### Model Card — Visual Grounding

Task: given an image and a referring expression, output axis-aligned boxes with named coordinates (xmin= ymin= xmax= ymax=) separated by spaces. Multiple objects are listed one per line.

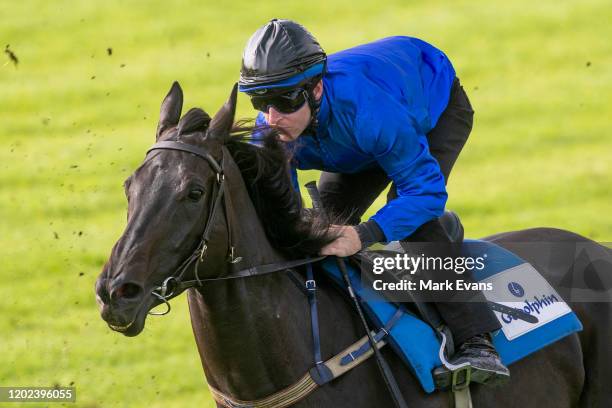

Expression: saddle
xmin=319 ymin=235 xmax=583 ymax=393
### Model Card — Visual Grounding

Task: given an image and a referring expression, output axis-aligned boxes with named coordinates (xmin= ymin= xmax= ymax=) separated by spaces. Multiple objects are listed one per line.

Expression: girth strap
xmin=208 ymin=330 xmax=388 ymax=408
xmin=209 ymin=373 xmax=318 ymax=408
xmin=339 ymin=307 xmax=404 ymax=366
xmin=207 ymin=290 xmax=412 ymax=408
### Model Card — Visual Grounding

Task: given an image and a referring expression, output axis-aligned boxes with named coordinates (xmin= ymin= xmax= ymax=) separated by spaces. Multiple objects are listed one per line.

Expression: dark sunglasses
xmin=249 ymin=88 xmax=308 ymax=114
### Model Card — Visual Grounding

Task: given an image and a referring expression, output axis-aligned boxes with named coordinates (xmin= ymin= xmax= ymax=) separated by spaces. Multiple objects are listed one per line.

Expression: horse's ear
xmin=207 ymin=83 xmax=237 ymax=140
xmin=157 ymin=81 xmax=183 ymax=139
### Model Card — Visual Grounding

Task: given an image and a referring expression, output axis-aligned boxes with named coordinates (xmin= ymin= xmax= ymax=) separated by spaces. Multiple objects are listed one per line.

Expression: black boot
xmin=433 ymin=333 xmax=510 ymax=390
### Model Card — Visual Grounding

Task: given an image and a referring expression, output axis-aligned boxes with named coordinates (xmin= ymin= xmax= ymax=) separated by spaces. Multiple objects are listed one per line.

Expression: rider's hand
xmin=320 ymin=225 xmax=362 ymax=257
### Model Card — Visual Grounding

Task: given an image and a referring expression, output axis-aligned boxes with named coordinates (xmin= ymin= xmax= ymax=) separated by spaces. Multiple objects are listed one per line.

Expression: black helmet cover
xmin=239 ymin=19 xmax=326 ymax=93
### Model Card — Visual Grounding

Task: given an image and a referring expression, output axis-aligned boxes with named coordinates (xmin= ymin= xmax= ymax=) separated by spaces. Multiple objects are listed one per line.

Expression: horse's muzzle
xmin=95 ymin=275 xmax=149 ymax=336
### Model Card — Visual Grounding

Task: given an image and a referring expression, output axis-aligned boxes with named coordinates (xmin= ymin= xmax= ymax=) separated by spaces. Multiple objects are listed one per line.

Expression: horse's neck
xmin=187 ymin=157 xmax=312 ymax=399
xmin=223 ymin=166 xmax=285 ymax=272
xmin=188 ymin=273 xmax=313 ymax=400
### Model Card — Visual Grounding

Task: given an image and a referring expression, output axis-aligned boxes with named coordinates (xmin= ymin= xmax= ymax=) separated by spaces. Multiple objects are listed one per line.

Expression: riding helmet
xmin=238 ymin=19 xmax=327 ymax=92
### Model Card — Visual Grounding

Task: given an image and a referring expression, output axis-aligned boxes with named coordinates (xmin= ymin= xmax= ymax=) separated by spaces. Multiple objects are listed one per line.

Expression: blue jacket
xmin=257 ymin=36 xmax=455 ymax=241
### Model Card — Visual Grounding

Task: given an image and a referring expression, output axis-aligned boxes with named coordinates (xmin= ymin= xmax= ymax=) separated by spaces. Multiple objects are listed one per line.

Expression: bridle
xmin=143 ymin=140 xmax=324 ymax=316
xmin=144 ymin=140 xmax=239 ymax=315
xmin=132 ymin=140 xmax=406 ymax=408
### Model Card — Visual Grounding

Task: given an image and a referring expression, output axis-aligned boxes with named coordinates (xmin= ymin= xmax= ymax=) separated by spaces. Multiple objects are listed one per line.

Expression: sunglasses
xmin=249 ymin=88 xmax=308 ymax=114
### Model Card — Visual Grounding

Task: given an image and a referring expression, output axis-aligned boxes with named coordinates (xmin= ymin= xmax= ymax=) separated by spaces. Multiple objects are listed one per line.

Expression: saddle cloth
xmin=318 ymin=239 xmax=583 ymax=393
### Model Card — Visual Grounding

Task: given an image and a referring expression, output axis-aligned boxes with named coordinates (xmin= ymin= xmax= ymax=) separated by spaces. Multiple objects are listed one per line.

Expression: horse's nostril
xmin=96 ymin=278 xmax=111 ymax=304
xmin=112 ymin=282 xmax=143 ymax=301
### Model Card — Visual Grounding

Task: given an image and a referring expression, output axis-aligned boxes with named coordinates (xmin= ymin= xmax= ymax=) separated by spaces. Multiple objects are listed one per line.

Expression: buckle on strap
xmin=158 ymin=276 xmax=177 ymax=298
xmin=305 ymin=279 xmax=316 ymax=290
xmin=451 ymin=365 xmax=472 ymax=391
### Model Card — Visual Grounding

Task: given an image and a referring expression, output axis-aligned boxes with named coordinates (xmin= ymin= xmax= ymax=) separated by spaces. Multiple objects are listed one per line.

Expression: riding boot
xmin=433 ymin=332 xmax=510 ymax=389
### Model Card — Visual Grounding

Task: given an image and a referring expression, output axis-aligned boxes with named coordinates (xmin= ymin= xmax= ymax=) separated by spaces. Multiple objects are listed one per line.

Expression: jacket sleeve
xmin=354 ymin=98 xmax=447 ymax=242
xmin=251 ymin=112 xmax=267 ymax=146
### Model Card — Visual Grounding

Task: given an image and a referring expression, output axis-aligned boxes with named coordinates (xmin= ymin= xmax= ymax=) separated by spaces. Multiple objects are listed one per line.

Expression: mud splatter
xmin=4 ymin=44 xmax=18 ymax=66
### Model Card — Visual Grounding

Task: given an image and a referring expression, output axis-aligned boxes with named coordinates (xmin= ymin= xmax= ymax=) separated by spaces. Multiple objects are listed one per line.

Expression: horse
xmin=95 ymin=82 xmax=612 ymax=407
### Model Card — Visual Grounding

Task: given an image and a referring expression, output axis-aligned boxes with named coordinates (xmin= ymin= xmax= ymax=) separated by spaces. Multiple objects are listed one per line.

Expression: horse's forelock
xmin=178 ymin=108 xmax=212 ymax=137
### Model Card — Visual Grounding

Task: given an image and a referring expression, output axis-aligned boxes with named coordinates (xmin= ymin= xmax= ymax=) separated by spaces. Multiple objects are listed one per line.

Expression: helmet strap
xmin=304 ymin=88 xmax=320 ymax=134
xmin=303 ymin=66 xmax=325 ymax=135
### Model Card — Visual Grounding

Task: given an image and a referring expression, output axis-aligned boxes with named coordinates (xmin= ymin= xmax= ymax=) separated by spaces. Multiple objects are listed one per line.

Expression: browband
xmin=147 ymin=141 xmax=222 ymax=174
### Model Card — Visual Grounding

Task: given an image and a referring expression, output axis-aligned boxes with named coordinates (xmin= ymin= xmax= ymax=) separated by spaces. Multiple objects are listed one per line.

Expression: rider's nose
xmin=109 ymin=279 xmax=144 ymax=303
xmin=268 ymin=106 xmax=283 ymax=124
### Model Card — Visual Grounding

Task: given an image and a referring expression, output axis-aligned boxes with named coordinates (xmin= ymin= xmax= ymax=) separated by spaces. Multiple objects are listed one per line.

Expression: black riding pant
xmin=318 ymin=78 xmax=500 ymax=344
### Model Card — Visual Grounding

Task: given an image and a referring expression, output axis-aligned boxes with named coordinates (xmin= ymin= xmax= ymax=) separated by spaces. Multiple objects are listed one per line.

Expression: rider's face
xmin=262 ymin=81 xmax=323 ymax=142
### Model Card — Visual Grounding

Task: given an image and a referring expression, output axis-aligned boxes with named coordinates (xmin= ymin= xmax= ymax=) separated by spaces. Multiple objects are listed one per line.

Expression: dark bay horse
xmin=95 ymin=82 xmax=612 ymax=407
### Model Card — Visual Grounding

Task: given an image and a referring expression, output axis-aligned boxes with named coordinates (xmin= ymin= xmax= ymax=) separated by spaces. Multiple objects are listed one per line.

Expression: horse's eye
xmin=187 ymin=188 xmax=204 ymax=202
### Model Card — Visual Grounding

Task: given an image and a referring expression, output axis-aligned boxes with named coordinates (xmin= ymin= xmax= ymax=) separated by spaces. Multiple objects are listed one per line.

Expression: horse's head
xmin=95 ymin=82 xmax=238 ymax=336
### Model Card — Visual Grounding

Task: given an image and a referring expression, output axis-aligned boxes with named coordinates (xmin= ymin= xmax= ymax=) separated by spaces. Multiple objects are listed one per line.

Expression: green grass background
xmin=1 ymin=0 xmax=610 ymax=406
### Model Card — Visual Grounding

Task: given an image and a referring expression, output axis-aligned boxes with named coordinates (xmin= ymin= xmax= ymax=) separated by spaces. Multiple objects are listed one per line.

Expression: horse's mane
xmin=176 ymin=108 xmax=335 ymax=257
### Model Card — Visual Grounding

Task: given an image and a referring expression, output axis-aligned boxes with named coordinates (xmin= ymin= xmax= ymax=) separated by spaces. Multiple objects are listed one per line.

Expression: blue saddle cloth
xmin=319 ymin=239 xmax=583 ymax=393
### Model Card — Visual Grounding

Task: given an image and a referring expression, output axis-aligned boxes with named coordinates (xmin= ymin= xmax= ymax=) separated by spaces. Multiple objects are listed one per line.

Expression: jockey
xmin=238 ymin=18 xmax=510 ymax=388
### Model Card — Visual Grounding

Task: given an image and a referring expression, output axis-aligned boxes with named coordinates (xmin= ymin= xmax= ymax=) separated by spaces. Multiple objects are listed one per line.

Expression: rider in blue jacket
xmin=238 ymin=19 xmax=509 ymax=389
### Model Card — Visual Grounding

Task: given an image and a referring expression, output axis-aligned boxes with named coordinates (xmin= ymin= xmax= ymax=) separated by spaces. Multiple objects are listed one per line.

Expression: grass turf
xmin=1 ymin=0 xmax=610 ymax=406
